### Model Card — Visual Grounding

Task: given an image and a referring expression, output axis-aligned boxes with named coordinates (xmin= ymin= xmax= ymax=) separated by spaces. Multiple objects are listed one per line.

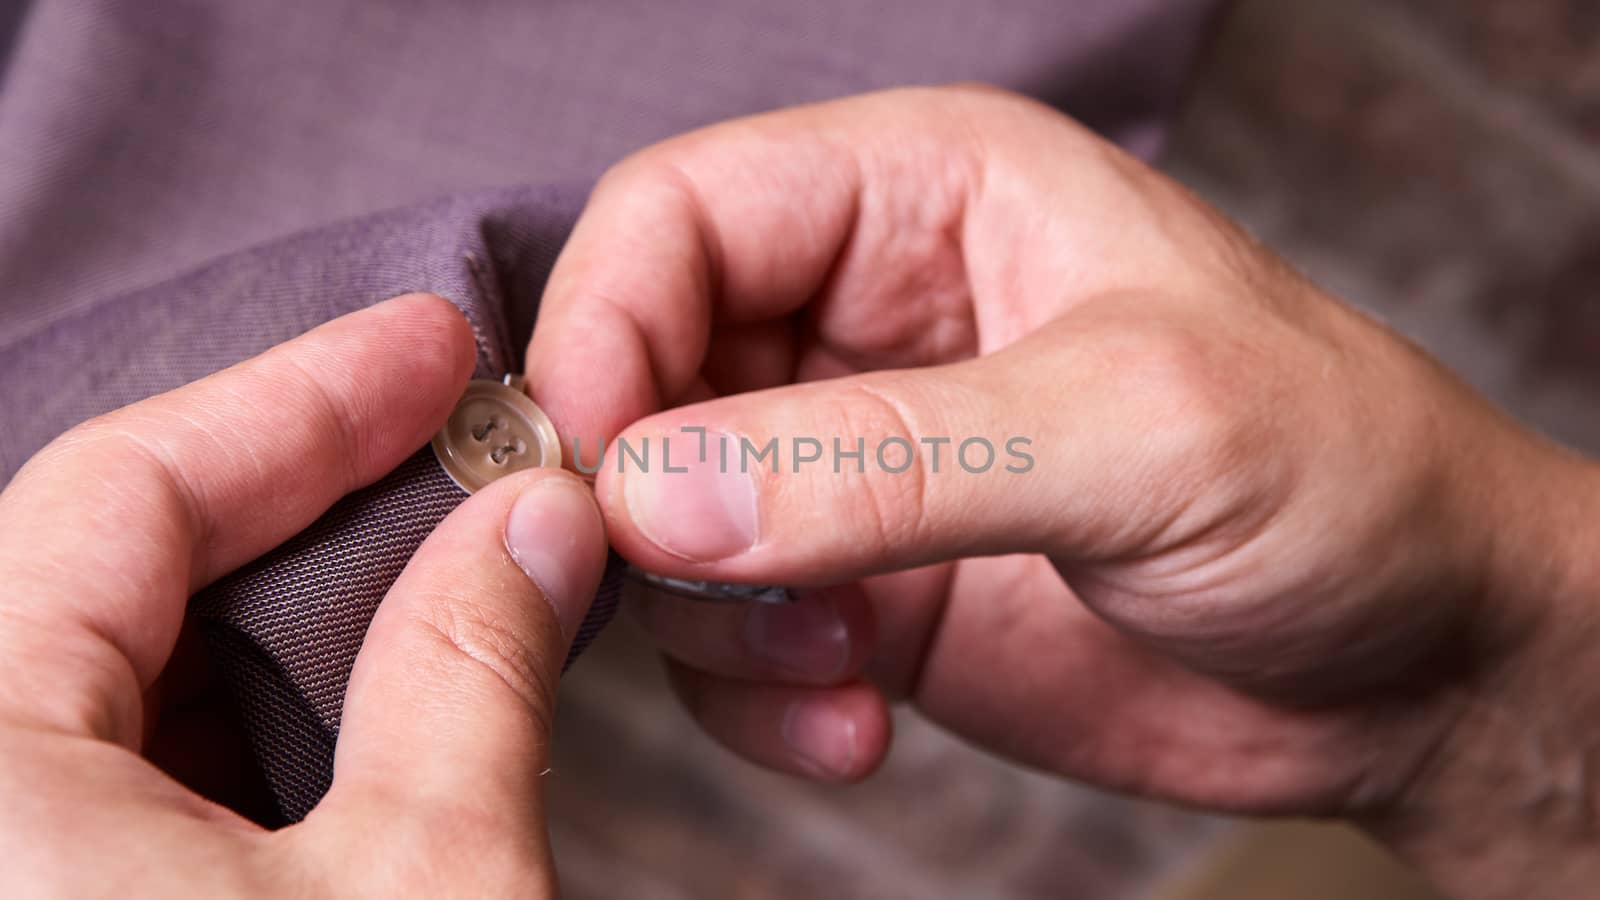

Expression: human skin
xmin=527 ymin=87 xmax=1600 ymax=897
xmin=0 ymin=295 xmax=606 ymax=897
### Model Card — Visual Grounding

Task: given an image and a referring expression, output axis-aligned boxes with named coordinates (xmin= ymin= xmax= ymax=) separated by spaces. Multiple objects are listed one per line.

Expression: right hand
xmin=529 ymin=87 xmax=1600 ymax=898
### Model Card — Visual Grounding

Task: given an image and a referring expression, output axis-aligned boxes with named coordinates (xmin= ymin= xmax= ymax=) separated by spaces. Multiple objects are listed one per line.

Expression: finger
xmin=593 ymin=356 xmax=1034 ymax=583
xmin=700 ymin=320 xmax=797 ymax=397
xmin=665 ymin=662 xmax=891 ymax=783
xmin=912 ymin=556 xmax=1393 ymax=814
xmin=526 ymin=88 xmax=987 ymax=453
xmin=855 ymin=565 xmax=955 ymax=699
xmin=583 ymin=307 xmax=1088 ymax=585
xmin=632 ymin=584 xmax=874 ymax=685
xmin=324 ymin=468 xmax=607 ymax=829
xmin=0 ymin=293 xmax=475 ymax=743
xmin=596 ymin=302 xmax=1241 ymax=586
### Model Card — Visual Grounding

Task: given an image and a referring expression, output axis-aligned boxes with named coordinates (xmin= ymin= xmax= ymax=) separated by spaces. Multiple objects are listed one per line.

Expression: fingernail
xmin=781 ymin=697 xmax=858 ymax=780
xmin=622 ymin=428 xmax=757 ymax=561
xmin=505 ymin=479 xmax=600 ymax=639
xmin=744 ymin=597 xmax=851 ymax=681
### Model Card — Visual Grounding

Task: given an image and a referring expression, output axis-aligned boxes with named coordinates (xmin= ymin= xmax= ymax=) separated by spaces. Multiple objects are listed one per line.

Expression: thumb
xmin=594 ymin=327 xmax=1129 ymax=586
xmin=318 ymin=467 xmax=608 ymax=828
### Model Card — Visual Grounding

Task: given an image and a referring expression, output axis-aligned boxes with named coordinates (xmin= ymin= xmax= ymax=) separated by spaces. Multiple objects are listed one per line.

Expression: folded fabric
xmin=193 ymin=449 xmax=625 ymax=822
xmin=5 ymin=185 xmax=604 ymax=820
xmin=0 ymin=0 xmax=1221 ymax=825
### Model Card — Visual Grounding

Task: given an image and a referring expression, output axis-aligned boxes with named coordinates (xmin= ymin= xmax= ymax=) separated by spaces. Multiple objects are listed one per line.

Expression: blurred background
xmin=546 ymin=0 xmax=1598 ymax=897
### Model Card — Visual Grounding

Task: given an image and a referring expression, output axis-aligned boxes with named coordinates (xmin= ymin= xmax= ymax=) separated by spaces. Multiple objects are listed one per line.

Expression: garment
xmin=0 ymin=0 xmax=1220 ymax=822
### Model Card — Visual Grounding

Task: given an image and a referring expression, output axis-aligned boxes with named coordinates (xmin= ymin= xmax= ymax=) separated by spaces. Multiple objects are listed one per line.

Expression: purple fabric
xmin=0 ymin=0 xmax=1218 ymax=352
xmin=193 ymin=447 xmax=624 ymax=821
xmin=0 ymin=0 xmax=1220 ymax=821
xmin=5 ymin=183 xmax=613 ymax=822
xmin=2 ymin=185 xmax=582 ymax=467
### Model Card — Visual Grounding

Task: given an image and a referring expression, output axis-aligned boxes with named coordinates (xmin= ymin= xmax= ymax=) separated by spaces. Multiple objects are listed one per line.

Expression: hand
xmin=0 ymin=295 xmax=609 ymax=896
xmin=527 ymin=87 xmax=1600 ymax=896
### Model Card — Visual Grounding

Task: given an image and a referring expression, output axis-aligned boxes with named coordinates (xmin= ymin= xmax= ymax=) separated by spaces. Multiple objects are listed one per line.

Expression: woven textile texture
xmin=193 ymin=449 xmax=623 ymax=821
xmin=0 ymin=0 xmax=1220 ymax=829
xmin=3 ymin=183 xmax=593 ymax=822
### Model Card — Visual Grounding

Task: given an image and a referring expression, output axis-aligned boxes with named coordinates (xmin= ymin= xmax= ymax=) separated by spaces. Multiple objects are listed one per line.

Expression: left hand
xmin=0 ymin=294 xmax=608 ymax=897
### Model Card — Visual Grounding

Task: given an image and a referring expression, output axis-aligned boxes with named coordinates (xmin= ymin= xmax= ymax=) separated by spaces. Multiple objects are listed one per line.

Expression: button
xmin=431 ymin=375 xmax=562 ymax=493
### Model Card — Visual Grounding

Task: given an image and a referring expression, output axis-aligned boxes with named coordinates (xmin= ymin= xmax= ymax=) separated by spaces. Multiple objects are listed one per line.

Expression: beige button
xmin=431 ymin=375 xmax=562 ymax=493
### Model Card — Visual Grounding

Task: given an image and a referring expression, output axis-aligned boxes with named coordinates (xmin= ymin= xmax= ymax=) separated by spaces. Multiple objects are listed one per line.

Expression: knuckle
xmin=409 ymin=594 xmax=558 ymax=736
xmin=827 ymin=383 xmax=934 ymax=556
xmin=0 ymin=626 xmax=143 ymax=744
xmin=45 ymin=413 xmax=208 ymax=537
xmin=1080 ymin=313 xmax=1294 ymax=558
xmin=594 ymin=145 xmax=689 ymax=208
xmin=1106 ymin=320 xmax=1254 ymax=474
xmin=273 ymin=350 xmax=370 ymax=487
xmin=41 ymin=411 xmax=141 ymax=468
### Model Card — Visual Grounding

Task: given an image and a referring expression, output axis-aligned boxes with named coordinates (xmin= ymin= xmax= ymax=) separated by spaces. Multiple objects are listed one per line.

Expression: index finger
xmin=526 ymin=87 xmax=991 ymax=455
xmin=0 ymin=294 xmax=476 ymax=744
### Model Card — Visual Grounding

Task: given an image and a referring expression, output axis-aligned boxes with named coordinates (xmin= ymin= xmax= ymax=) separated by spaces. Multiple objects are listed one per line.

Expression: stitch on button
xmin=432 ymin=375 xmax=795 ymax=605
xmin=431 ymin=375 xmax=562 ymax=493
